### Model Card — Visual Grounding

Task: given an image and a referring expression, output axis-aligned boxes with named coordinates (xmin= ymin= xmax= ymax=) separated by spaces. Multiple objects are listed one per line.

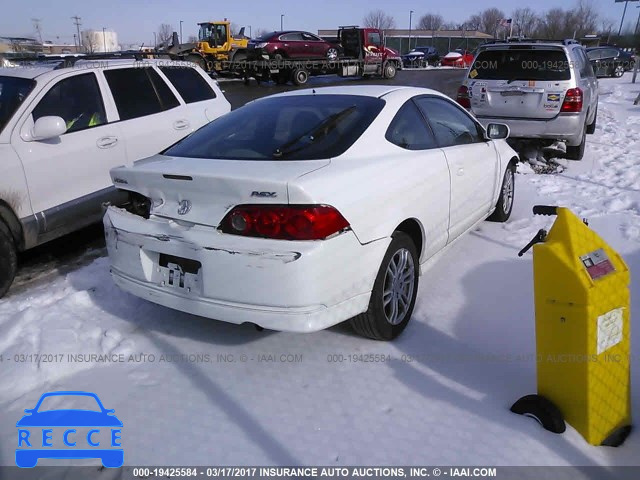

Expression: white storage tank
xmin=81 ymin=30 xmax=118 ymax=52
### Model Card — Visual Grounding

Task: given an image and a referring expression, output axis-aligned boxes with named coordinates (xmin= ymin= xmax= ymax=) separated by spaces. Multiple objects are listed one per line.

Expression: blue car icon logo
xmin=16 ymin=391 xmax=123 ymax=468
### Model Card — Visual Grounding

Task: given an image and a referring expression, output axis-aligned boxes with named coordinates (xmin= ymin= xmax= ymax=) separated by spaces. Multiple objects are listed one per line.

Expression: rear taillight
xmin=561 ymin=87 xmax=583 ymax=113
xmin=457 ymin=85 xmax=471 ymax=108
xmin=219 ymin=205 xmax=350 ymax=240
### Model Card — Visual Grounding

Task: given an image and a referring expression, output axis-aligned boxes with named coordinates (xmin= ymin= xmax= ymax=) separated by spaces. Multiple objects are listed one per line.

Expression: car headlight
xmin=255 ymin=42 xmax=268 ymax=48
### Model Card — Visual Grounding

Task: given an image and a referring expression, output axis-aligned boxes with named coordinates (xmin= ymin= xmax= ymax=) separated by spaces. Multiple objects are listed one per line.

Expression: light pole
xmin=153 ymin=32 xmax=157 ymax=49
xmin=180 ymin=20 xmax=184 ymax=43
xmin=409 ymin=10 xmax=414 ymax=52
xmin=635 ymin=5 xmax=640 ymax=35
xmin=616 ymin=0 xmax=640 ymax=36
xmin=281 ymin=14 xmax=284 ymax=31
xmin=102 ymin=27 xmax=107 ymax=52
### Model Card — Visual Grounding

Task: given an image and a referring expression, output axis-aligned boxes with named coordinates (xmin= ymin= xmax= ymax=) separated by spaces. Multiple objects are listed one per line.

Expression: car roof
xmin=263 ymin=85 xmax=447 ymax=101
xmin=0 ymin=58 xmax=192 ymax=80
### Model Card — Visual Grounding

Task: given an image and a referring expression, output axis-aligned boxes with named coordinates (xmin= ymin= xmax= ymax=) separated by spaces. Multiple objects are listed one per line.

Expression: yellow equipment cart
xmin=512 ymin=205 xmax=632 ymax=447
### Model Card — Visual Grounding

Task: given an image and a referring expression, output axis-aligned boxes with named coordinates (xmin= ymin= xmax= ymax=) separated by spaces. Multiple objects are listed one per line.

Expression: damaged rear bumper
xmin=103 ymin=206 xmax=388 ymax=332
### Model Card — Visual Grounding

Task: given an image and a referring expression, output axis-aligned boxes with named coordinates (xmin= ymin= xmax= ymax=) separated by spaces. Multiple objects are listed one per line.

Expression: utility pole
xmin=32 ymin=18 xmax=43 ymax=43
xmin=409 ymin=10 xmax=414 ymax=52
xmin=281 ymin=14 xmax=284 ymax=31
xmin=71 ymin=16 xmax=82 ymax=49
xmin=153 ymin=32 xmax=157 ymax=49
xmin=102 ymin=27 xmax=107 ymax=52
xmin=180 ymin=20 xmax=184 ymax=43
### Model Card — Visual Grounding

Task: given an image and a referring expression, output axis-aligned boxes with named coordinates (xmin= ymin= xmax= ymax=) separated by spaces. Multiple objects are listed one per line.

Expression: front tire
xmin=326 ymin=47 xmax=339 ymax=61
xmin=0 ymin=220 xmax=17 ymax=298
xmin=488 ymin=164 xmax=515 ymax=222
xmin=612 ymin=65 xmax=624 ymax=78
xmin=383 ymin=61 xmax=397 ymax=79
xmin=350 ymin=232 xmax=419 ymax=340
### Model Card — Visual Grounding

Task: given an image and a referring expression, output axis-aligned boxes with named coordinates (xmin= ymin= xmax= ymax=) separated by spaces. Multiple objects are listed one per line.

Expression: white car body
xmin=104 ymin=85 xmax=518 ymax=335
xmin=0 ymin=58 xmax=229 ymax=255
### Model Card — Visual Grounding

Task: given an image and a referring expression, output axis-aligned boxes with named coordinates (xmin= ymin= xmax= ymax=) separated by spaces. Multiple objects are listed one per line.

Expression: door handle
xmin=97 ymin=136 xmax=118 ymax=148
xmin=457 ymin=167 xmax=465 ymax=176
xmin=173 ymin=119 xmax=190 ymax=130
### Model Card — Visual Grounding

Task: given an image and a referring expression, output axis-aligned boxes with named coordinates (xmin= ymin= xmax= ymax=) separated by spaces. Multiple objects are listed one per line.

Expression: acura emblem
xmin=177 ymin=199 xmax=192 ymax=215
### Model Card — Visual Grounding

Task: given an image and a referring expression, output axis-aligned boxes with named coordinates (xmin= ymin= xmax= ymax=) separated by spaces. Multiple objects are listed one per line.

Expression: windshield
xmin=36 ymin=394 xmax=102 ymax=412
xmin=164 ymin=94 xmax=385 ymax=160
xmin=472 ymin=49 xmax=572 ymax=81
xmin=255 ymin=32 xmax=277 ymax=41
xmin=0 ymin=76 xmax=36 ymax=134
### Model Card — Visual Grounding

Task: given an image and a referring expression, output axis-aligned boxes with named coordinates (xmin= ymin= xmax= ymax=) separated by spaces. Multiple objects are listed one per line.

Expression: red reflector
xmin=220 ymin=205 xmax=350 ymax=240
xmin=561 ymin=87 xmax=583 ymax=113
xmin=457 ymin=85 xmax=471 ymax=108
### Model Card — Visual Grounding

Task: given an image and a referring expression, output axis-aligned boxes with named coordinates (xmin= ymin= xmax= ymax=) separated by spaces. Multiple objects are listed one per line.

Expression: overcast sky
xmin=0 ymin=0 xmax=633 ymax=45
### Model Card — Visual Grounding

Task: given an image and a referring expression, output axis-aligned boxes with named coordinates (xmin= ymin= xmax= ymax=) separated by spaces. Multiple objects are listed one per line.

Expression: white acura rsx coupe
xmin=103 ymin=85 xmax=518 ymax=340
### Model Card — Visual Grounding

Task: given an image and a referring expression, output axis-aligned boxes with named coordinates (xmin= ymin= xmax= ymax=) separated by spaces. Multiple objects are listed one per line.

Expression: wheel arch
xmin=0 ymin=201 xmax=25 ymax=251
xmin=393 ymin=218 xmax=424 ymax=263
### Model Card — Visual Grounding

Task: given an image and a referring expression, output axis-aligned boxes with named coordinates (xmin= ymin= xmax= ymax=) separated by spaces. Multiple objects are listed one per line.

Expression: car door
xmin=11 ymin=71 xmax=127 ymax=229
xmin=102 ymin=66 xmax=190 ymax=163
xmin=280 ymin=32 xmax=304 ymax=58
xmin=587 ymin=49 xmax=603 ymax=76
xmin=157 ymin=66 xmax=229 ymax=130
xmin=574 ymin=48 xmax=598 ymax=116
xmin=415 ymin=96 xmax=499 ymax=240
xmin=384 ymin=100 xmax=451 ymax=260
xmin=302 ymin=32 xmax=325 ymax=57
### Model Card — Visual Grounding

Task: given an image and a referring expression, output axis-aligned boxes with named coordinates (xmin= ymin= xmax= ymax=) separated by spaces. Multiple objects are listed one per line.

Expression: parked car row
xmin=1 ymin=56 xmax=518 ymax=341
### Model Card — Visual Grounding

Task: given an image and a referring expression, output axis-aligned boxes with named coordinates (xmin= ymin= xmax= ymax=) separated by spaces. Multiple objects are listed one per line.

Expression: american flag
xmin=498 ymin=18 xmax=512 ymax=28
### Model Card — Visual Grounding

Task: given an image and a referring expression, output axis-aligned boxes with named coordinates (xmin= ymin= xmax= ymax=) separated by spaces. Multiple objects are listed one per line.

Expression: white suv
xmin=0 ymin=57 xmax=230 ymax=297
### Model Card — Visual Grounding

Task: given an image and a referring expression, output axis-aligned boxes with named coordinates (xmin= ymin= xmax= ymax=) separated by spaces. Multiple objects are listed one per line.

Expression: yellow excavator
xmin=164 ymin=20 xmax=249 ymax=73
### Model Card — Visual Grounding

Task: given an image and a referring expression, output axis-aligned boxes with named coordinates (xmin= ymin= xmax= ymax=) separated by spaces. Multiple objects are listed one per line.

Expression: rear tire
xmin=0 ymin=220 xmax=17 ymax=299
xmin=349 ymin=232 xmax=419 ymax=341
xmin=488 ymin=164 xmax=515 ymax=222
xmin=565 ymin=124 xmax=587 ymax=160
xmin=586 ymin=107 xmax=597 ymax=134
xmin=326 ymin=47 xmax=339 ymax=61
xmin=291 ymin=68 xmax=309 ymax=86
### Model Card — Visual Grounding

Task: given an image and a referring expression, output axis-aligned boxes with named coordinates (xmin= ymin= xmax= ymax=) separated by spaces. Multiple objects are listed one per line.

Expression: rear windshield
xmin=164 ymin=94 xmax=385 ymax=160
xmin=472 ymin=48 xmax=572 ymax=81
xmin=0 ymin=76 xmax=36 ymax=134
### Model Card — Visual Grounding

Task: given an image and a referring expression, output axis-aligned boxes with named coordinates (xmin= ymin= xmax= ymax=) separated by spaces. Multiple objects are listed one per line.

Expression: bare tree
xmin=538 ymin=8 xmax=566 ymax=39
xmin=157 ymin=23 xmax=174 ymax=46
xmin=418 ymin=14 xmax=444 ymax=31
xmin=512 ymin=7 xmax=539 ymax=37
xmin=568 ymin=0 xmax=599 ymax=38
xmin=84 ymin=34 xmax=99 ymax=53
xmin=464 ymin=14 xmax=483 ymax=31
xmin=480 ymin=8 xmax=506 ymax=38
xmin=363 ymin=10 xmax=396 ymax=30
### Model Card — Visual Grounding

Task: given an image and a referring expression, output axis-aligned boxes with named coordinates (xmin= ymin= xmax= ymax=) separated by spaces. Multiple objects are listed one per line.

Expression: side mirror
xmin=486 ymin=123 xmax=510 ymax=140
xmin=32 ymin=116 xmax=66 ymax=141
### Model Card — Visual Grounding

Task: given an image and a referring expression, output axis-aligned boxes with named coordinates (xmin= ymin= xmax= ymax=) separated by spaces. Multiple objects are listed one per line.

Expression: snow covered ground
xmin=0 ymin=75 xmax=639 ymax=468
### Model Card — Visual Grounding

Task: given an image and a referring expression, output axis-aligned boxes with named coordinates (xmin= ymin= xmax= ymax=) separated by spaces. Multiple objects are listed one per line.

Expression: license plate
xmin=501 ymin=90 xmax=525 ymax=96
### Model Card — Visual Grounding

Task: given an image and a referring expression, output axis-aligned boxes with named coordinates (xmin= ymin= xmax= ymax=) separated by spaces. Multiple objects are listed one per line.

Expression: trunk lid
xmin=468 ymin=47 xmax=572 ymax=120
xmin=111 ymin=154 xmax=330 ymax=227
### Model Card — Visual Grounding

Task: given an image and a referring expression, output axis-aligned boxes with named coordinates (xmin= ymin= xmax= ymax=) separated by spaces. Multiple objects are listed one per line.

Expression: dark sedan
xmin=402 ymin=46 xmax=440 ymax=68
xmin=247 ymin=31 xmax=339 ymax=60
xmin=587 ymin=47 xmax=635 ymax=78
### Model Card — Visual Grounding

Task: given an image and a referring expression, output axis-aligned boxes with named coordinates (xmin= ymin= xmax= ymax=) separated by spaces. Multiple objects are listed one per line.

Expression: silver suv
xmin=457 ymin=39 xmax=598 ymax=160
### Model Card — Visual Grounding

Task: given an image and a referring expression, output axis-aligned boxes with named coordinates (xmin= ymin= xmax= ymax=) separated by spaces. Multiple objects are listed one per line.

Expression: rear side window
xmin=385 ymin=101 xmax=437 ymax=150
xmin=280 ymin=33 xmax=304 ymax=41
xmin=472 ymin=48 xmax=572 ymax=81
xmin=415 ymin=97 xmax=483 ymax=147
xmin=159 ymin=67 xmax=216 ymax=103
xmin=32 ymin=73 xmax=106 ymax=133
xmin=104 ymin=67 xmax=179 ymax=121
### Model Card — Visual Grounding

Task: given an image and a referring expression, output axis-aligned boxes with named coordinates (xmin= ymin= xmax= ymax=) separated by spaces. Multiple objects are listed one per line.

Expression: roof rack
xmin=483 ymin=38 xmax=580 ymax=46
xmin=6 ymin=51 xmax=174 ymax=69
